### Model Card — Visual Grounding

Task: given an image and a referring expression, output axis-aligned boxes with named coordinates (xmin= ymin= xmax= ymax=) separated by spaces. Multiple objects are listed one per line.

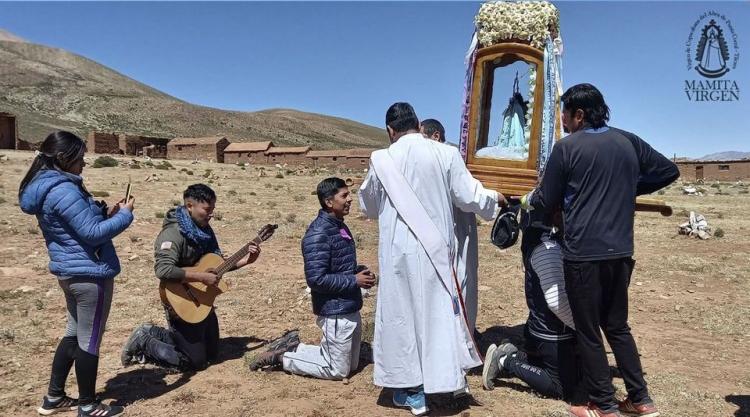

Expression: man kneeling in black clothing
xmin=121 ymin=184 xmax=263 ymax=371
xmin=482 ymin=209 xmax=581 ymax=402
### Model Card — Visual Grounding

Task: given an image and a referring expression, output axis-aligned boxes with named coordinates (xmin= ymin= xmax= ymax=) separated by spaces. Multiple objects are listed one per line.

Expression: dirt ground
xmin=0 ymin=150 xmax=748 ymax=417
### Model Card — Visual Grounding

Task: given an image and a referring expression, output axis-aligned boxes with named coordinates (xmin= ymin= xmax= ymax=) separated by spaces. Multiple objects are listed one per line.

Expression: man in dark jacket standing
xmin=249 ymin=177 xmax=374 ymax=378
xmin=525 ymin=84 xmax=678 ymax=417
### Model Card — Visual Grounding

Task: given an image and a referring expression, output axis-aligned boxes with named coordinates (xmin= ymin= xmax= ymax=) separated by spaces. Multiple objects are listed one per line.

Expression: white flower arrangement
xmin=525 ymin=66 xmax=537 ymax=140
xmin=475 ymin=1 xmax=559 ymax=50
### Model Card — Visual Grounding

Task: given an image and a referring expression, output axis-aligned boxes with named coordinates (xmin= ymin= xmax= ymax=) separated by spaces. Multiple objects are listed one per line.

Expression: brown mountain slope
xmin=0 ymin=36 xmax=387 ymax=149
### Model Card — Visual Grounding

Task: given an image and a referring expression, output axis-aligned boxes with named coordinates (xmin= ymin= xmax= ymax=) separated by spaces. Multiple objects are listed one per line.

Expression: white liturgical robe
xmin=359 ymin=133 xmax=498 ymax=394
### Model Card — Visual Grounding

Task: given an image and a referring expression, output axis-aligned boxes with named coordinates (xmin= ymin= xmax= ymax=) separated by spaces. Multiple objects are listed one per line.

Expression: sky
xmin=0 ymin=1 xmax=748 ymax=158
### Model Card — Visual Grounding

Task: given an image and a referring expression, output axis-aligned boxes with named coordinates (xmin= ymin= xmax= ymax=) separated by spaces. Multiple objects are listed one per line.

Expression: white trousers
xmin=282 ymin=311 xmax=362 ymax=380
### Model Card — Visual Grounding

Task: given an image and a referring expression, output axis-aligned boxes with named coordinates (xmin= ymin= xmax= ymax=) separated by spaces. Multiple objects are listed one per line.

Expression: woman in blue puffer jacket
xmin=19 ymin=131 xmax=134 ymax=417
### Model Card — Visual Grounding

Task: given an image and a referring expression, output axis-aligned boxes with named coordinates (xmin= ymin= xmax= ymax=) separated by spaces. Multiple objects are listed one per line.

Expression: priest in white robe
xmin=359 ymin=103 xmax=503 ymax=414
xmin=420 ymin=119 xmax=480 ymax=332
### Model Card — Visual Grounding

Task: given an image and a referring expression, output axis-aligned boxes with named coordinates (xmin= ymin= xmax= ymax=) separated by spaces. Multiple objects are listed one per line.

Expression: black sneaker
xmin=37 ymin=395 xmax=78 ymax=415
xmin=78 ymin=402 xmax=124 ymax=417
xmin=265 ymin=329 xmax=299 ymax=352
xmin=121 ymin=324 xmax=151 ymax=367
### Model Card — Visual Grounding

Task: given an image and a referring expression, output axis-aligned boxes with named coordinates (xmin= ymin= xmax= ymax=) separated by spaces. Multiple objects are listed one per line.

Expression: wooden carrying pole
xmin=635 ymin=197 xmax=672 ymax=216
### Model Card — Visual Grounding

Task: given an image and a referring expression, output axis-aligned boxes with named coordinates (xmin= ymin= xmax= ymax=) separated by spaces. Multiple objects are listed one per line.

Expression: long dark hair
xmin=560 ymin=83 xmax=610 ymax=129
xmin=18 ymin=131 xmax=87 ymax=199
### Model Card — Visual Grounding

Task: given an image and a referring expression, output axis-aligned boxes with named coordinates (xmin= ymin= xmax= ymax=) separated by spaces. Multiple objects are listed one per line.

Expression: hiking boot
xmin=482 ymin=342 xmax=518 ymax=390
xmin=37 ymin=395 xmax=78 ymax=415
xmin=120 ymin=324 xmax=151 ymax=367
xmin=569 ymin=403 xmax=623 ymax=417
xmin=248 ymin=338 xmax=300 ymax=370
xmin=265 ymin=329 xmax=300 ymax=352
xmin=618 ymin=399 xmax=660 ymax=417
xmin=78 ymin=402 xmax=124 ymax=417
xmin=248 ymin=348 xmax=286 ymax=370
xmin=392 ymin=387 xmax=428 ymax=416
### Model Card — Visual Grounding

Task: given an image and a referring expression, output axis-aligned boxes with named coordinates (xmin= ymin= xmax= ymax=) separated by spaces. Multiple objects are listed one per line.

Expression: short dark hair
xmin=316 ymin=177 xmax=347 ymax=209
xmin=386 ymin=102 xmax=419 ymax=133
xmin=183 ymin=183 xmax=216 ymax=203
xmin=421 ymin=119 xmax=445 ymax=142
xmin=561 ymin=83 xmax=610 ymax=129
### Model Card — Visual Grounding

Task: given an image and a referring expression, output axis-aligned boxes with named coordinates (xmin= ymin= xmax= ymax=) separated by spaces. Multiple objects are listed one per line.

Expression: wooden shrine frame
xmin=465 ymin=42 xmax=548 ymax=196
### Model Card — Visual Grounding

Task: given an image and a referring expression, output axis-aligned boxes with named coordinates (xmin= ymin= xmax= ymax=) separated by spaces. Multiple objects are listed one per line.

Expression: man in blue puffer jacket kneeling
xmin=250 ymin=177 xmax=375 ymax=379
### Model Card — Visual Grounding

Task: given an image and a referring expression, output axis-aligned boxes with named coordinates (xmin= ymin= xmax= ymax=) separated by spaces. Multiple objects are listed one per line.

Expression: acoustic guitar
xmin=159 ymin=224 xmax=278 ymax=323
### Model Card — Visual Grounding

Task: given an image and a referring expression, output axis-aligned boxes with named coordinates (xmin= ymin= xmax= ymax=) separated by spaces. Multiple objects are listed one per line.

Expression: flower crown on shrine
xmin=475 ymin=1 xmax=560 ymax=50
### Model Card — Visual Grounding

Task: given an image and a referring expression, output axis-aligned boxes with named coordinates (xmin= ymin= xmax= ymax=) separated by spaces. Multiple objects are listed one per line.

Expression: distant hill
xmin=697 ymin=151 xmax=750 ymax=161
xmin=0 ymin=31 xmax=387 ymax=149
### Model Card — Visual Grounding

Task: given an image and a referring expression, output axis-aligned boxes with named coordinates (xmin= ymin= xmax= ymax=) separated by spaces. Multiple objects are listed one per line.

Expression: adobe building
xmin=224 ymin=141 xmax=274 ymax=164
xmin=87 ymin=132 xmax=122 ymax=154
xmin=0 ymin=112 xmax=18 ymax=150
xmin=306 ymin=150 xmax=350 ymax=168
xmin=119 ymin=135 xmax=170 ymax=158
xmin=265 ymin=146 xmax=311 ymax=165
xmin=676 ymin=159 xmax=750 ymax=181
xmin=168 ymin=136 xmax=230 ymax=162
xmin=16 ymin=138 xmax=40 ymax=151
xmin=345 ymin=148 xmax=374 ymax=169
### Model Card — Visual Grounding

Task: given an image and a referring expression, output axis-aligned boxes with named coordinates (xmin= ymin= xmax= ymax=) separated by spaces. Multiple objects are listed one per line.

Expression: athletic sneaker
xmin=618 ymin=399 xmax=660 ymax=417
xmin=77 ymin=402 xmax=124 ymax=417
xmin=568 ymin=404 xmax=623 ymax=417
xmin=392 ymin=387 xmax=428 ymax=416
xmin=37 ymin=395 xmax=78 ymax=415
xmin=481 ymin=342 xmax=518 ymax=390
xmin=120 ymin=324 xmax=151 ymax=367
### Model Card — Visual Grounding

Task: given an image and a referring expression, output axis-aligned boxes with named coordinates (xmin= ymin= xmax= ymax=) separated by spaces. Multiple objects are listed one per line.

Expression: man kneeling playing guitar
xmin=121 ymin=184 xmax=261 ymax=371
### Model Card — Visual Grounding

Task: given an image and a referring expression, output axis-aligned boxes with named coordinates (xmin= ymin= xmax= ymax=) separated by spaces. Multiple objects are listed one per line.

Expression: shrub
xmin=710 ymin=183 xmax=721 ymax=189
xmin=92 ymin=156 xmax=118 ymax=168
xmin=144 ymin=160 xmax=154 ymax=167
xmin=275 ymin=173 xmax=284 ymax=179
xmin=155 ymin=211 xmax=165 ymax=219
xmin=714 ymin=227 xmax=725 ymax=238
xmin=739 ymin=189 xmax=749 ymax=194
xmin=213 ymin=211 xmax=223 ymax=221
xmin=203 ymin=169 xmax=213 ymax=178
xmin=0 ymin=197 xmax=6 ymax=204
xmin=171 ymin=199 xmax=181 ymax=206
xmin=293 ymin=194 xmax=305 ymax=202
xmin=657 ymin=190 xmax=665 ymax=195
xmin=228 ymin=190 xmax=238 ymax=196
xmin=285 ymin=213 xmax=296 ymax=223
xmin=27 ymin=227 xmax=39 ymax=235
xmin=265 ymin=183 xmax=273 ymax=188
xmin=249 ymin=191 xmax=257 ymax=196
xmin=130 ymin=163 xmax=142 ymax=169
xmin=91 ymin=190 xmax=110 ymax=197
xmin=242 ymin=214 xmax=254 ymax=221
